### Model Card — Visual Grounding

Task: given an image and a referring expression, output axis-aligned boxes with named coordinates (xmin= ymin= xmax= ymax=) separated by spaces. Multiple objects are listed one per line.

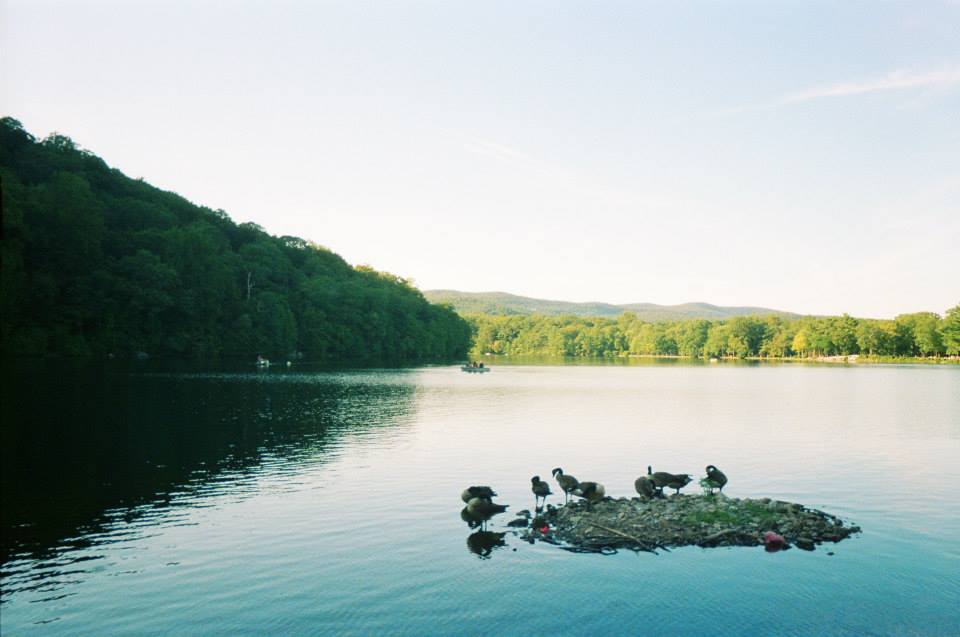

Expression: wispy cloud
xmin=781 ymin=66 xmax=960 ymax=104
xmin=713 ymin=65 xmax=960 ymax=116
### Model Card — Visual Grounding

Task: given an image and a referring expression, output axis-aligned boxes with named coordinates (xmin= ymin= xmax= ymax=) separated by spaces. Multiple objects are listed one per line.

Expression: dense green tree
xmin=830 ymin=314 xmax=859 ymax=355
xmin=903 ymin=312 xmax=945 ymax=356
xmin=704 ymin=323 xmax=730 ymax=358
xmin=943 ymin=304 xmax=960 ymax=356
xmin=673 ymin=319 xmax=709 ymax=357
xmin=0 ymin=118 xmax=470 ymax=361
xmin=855 ymin=321 xmax=884 ymax=356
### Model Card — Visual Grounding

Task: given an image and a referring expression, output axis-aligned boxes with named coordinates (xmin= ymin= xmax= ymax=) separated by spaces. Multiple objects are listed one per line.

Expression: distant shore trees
xmin=466 ymin=306 xmax=960 ymax=359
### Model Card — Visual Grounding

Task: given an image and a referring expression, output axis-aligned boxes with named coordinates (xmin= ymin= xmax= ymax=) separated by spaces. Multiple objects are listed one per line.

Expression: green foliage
xmin=944 ymin=305 xmax=960 ymax=356
xmin=0 ymin=118 xmax=471 ymax=361
xmin=467 ymin=308 xmax=955 ymax=360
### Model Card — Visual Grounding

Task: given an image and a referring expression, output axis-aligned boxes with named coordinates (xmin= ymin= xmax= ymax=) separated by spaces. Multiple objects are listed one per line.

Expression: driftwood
xmin=697 ymin=528 xmax=745 ymax=547
xmin=587 ymin=523 xmax=672 ymax=553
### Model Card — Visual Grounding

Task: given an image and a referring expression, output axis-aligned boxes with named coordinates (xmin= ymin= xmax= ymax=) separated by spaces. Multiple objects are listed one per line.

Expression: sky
xmin=1 ymin=1 xmax=958 ymax=318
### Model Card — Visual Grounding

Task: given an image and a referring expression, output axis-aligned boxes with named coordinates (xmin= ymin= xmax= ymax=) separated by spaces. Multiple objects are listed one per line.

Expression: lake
xmin=2 ymin=359 xmax=959 ymax=635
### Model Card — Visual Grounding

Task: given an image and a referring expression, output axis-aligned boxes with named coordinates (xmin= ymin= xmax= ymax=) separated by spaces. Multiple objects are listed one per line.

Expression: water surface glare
xmin=2 ymin=361 xmax=959 ymax=635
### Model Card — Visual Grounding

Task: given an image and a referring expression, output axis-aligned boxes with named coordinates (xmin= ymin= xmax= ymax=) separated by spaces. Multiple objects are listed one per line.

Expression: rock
xmin=516 ymin=509 xmax=531 ymax=519
xmin=795 ymin=537 xmax=816 ymax=551
xmin=507 ymin=518 xmax=529 ymax=528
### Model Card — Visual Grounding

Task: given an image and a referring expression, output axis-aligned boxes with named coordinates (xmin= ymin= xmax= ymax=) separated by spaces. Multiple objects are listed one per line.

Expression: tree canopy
xmin=0 ymin=117 xmax=471 ymax=361
xmin=466 ymin=307 xmax=959 ymax=359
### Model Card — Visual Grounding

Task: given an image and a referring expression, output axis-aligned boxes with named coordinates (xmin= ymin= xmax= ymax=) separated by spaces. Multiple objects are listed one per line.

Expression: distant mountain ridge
xmin=423 ymin=290 xmax=799 ymax=321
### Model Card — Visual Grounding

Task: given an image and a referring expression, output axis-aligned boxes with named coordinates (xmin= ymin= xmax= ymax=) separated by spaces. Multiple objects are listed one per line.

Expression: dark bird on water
xmin=704 ymin=465 xmax=728 ymax=493
xmin=647 ymin=465 xmax=692 ymax=496
xmin=461 ymin=486 xmax=497 ymax=503
xmin=531 ymin=475 xmax=552 ymax=510
xmin=574 ymin=481 xmax=606 ymax=504
xmin=552 ymin=467 xmax=580 ymax=503
xmin=634 ymin=475 xmax=656 ymax=499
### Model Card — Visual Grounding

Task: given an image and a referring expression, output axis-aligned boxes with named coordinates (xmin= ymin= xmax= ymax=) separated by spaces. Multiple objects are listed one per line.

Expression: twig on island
xmin=588 ymin=524 xmax=665 ymax=554
xmin=697 ymin=528 xmax=741 ymax=547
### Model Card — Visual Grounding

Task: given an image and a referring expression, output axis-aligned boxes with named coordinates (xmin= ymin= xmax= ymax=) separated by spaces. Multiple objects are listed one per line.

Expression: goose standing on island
xmin=552 ymin=467 xmax=580 ymax=504
xmin=704 ymin=465 xmax=728 ymax=493
xmin=531 ymin=475 xmax=552 ymax=511
xmin=665 ymin=474 xmax=692 ymax=495
xmin=634 ymin=474 xmax=656 ymax=499
xmin=574 ymin=481 xmax=606 ymax=506
xmin=647 ymin=465 xmax=691 ymax=496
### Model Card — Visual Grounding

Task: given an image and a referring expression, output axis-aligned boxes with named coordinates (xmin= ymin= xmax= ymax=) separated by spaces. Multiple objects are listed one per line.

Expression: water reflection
xmin=1 ymin=359 xmax=418 ymax=599
xmin=466 ymin=530 xmax=506 ymax=558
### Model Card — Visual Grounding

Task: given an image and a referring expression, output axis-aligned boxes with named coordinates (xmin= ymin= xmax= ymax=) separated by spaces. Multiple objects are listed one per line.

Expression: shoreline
xmin=472 ymin=353 xmax=960 ymax=366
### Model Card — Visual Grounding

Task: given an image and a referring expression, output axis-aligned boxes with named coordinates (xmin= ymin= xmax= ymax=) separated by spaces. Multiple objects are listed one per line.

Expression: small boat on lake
xmin=256 ymin=355 xmax=270 ymax=368
xmin=461 ymin=364 xmax=490 ymax=373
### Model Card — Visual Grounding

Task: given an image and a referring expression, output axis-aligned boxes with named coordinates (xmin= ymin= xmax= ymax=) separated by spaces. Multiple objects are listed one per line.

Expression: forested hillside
xmin=424 ymin=289 xmax=796 ymax=320
xmin=468 ymin=309 xmax=960 ymax=359
xmin=0 ymin=117 xmax=471 ymax=361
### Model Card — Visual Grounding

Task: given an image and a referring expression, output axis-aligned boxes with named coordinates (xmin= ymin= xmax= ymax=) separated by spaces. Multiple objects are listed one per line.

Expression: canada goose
xmin=461 ymin=506 xmax=486 ymax=529
xmin=531 ymin=475 xmax=552 ymax=510
xmin=552 ymin=467 xmax=580 ymax=503
xmin=461 ymin=486 xmax=497 ymax=504
xmin=466 ymin=497 xmax=509 ymax=518
xmin=665 ymin=474 xmax=692 ymax=495
xmin=647 ymin=466 xmax=691 ymax=496
xmin=574 ymin=481 xmax=606 ymax=504
xmin=704 ymin=465 xmax=728 ymax=493
xmin=634 ymin=475 xmax=655 ymax=499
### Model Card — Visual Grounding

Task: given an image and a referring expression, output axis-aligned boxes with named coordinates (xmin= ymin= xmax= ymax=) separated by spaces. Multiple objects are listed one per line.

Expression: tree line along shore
xmin=465 ymin=308 xmax=960 ymax=361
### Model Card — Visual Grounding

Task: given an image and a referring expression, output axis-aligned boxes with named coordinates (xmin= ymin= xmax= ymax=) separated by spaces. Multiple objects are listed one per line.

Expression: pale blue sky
xmin=2 ymin=1 xmax=958 ymax=317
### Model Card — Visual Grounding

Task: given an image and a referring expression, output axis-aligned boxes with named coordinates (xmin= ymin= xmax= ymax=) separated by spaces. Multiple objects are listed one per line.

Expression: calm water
xmin=2 ymin=359 xmax=959 ymax=635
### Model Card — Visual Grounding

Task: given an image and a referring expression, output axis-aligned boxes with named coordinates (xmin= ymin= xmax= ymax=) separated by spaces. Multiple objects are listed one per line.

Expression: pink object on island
xmin=763 ymin=531 xmax=787 ymax=551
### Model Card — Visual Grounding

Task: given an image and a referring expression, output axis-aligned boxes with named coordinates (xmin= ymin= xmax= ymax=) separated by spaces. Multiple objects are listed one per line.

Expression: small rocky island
xmin=514 ymin=494 xmax=860 ymax=554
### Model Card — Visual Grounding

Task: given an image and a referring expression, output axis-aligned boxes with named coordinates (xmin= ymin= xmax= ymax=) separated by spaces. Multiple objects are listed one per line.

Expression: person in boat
xmin=478 ymin=362 xmax=484 ymax=368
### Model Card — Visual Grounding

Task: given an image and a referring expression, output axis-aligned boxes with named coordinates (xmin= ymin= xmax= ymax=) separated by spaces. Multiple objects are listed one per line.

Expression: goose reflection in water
xmin=466 ymin=530 xmax=506 ymax=558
